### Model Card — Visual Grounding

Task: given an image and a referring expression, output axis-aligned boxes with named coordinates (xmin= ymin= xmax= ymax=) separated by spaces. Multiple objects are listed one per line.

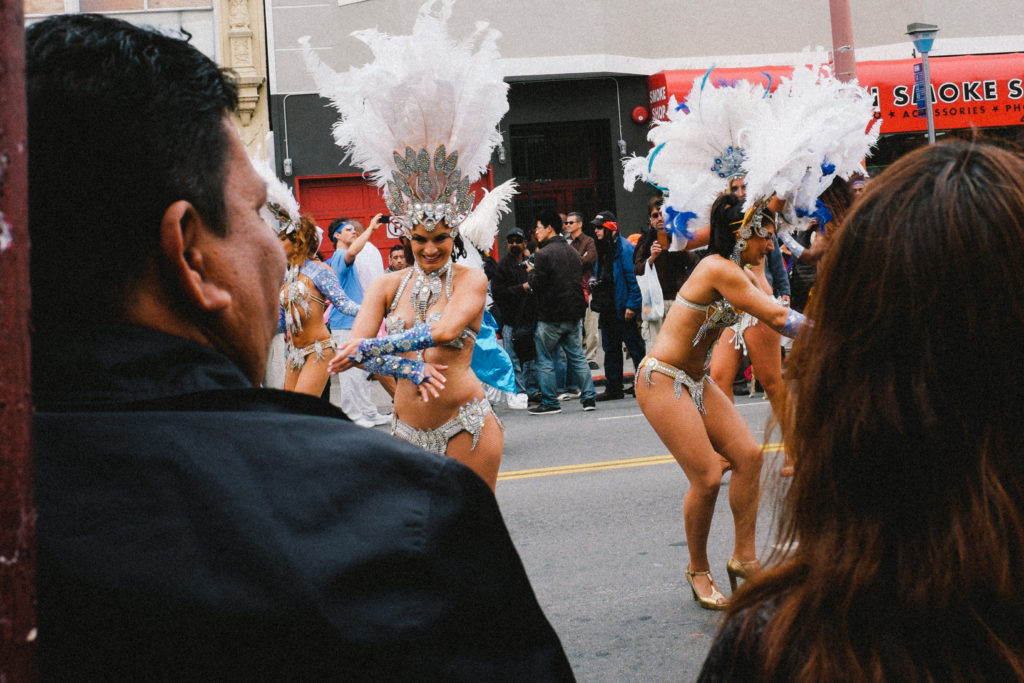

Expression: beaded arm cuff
xmin=779 ymin=309 xmax=808 ymax=338
xmin=308 ymin=262 xmax=360 ymax=318
xmin=360 ymin=353 xmax=429 ymax=385
xmin=354 ymin=322 xmax=435 ymax=363
xmin=778 ymin=231 xmax=805 ymax=260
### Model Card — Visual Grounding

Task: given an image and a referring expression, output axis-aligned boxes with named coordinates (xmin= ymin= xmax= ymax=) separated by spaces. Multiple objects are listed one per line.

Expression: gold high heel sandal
xmin=726 ymin=557 xmax=762 ymax=592
xmin=685 ymin=567 xmax=728 ymax=611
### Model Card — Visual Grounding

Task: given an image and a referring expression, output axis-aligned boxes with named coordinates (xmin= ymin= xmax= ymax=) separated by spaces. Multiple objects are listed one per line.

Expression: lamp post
xmin=907 ymin=22 xmax=939 ymax=144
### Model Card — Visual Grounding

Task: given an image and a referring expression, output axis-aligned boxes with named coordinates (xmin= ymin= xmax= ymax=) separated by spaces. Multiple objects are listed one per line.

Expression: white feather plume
xmin=299 ymin=0 xmax=508 ymax=193
xmin=250 ymin=152 xmax=301 ymax=234
xmin=623 ymin=75 xmax=770 ymax=241
xmin=743 ymin=48 xmax=880 ymax=220
xmin=458 ymin=178 xmax=517 ymax=253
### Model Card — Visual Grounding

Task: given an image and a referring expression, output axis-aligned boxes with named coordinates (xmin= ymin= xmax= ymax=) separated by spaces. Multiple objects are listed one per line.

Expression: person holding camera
xmin=526 ymin=211 xmax=597 ymax=415
xmin=591 ymin=211 xmax=646 ymax=401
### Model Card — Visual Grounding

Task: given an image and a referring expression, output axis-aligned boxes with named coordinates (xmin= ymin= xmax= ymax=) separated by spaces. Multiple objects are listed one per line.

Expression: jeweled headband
xmin=730 ymin=198 xmax=774 ymax=264
xmin=385 ymin=145 xmax=474 ymax=234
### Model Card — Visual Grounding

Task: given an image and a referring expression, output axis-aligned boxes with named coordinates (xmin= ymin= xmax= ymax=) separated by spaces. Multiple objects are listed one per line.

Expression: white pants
xmin=329 ymin=328 xmax=382 ymax=420
xmin=262 ymin=333 xmax=286 ymax=389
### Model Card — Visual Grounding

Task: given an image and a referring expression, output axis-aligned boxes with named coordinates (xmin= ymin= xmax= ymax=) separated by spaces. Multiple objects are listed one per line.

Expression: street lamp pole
xmin=907 ymin=22 xmax=939 ymax=144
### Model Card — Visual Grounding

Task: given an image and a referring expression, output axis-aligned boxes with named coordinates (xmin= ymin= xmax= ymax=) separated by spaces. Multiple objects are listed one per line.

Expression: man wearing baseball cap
xmin=591 ymin=212 xmax=645 ymax=400
xmin=492 ymin=228 xmax=538 ymax=402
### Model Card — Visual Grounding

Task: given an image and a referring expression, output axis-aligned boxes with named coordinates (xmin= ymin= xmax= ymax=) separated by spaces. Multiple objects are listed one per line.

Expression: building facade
xmin=25 ymin=0 xmax=271 ymax=159
xmin=269 ymin=0 xmax=1023 ymax=252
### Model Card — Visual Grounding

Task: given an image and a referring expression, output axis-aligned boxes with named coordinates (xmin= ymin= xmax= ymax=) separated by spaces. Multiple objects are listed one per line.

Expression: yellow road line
xmin=498 ymin=442 xmax=785 ymax=481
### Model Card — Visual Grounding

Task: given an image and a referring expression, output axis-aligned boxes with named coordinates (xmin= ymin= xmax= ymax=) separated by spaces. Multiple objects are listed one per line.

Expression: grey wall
xmin=272 ymin=0 xmax=1024 ymax=93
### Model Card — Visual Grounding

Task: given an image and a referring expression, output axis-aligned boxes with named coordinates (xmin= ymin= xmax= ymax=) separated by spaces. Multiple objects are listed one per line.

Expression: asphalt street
xmin=491 ymin=389 xmax=789 ymax=682
xmin=367 ymin=360 xmax=790 ymax=681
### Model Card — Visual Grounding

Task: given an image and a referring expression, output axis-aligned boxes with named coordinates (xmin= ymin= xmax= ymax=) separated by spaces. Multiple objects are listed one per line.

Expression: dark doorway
xmin=510 ymin=119 xmax=615 ymax=231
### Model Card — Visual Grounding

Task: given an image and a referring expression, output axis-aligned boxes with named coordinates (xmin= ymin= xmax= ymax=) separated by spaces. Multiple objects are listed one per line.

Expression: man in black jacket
xmin=526 ymin=210 xmax=597 ymax=415
xmin=491 ymin=227 xmax=539 ymax=399
xmin=27 ymin=15 xmax=573 ymax=681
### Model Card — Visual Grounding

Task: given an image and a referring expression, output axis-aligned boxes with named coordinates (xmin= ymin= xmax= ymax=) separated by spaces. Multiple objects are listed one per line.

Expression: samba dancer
xmin=307 ymin=1 xmax=516 ymax=490
xmin=624 ymin=54 xmax=877 ymax=609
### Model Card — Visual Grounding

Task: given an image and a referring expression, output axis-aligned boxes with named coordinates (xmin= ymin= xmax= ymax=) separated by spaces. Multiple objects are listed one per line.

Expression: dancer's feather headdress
xmin=300 ymin=0 xmax=515 ymax=245
xmin=626 ymin=48 xmax=880 ymax=240
xmin=252 ymin=152 xmax=301 ymax=236
xmin=743 ymin=49 xmax=881 ymax=223
xmin=251 ymin=152 xmax=325 ymax=250
xmin=623 ymin=74 xmax=770 ymax=246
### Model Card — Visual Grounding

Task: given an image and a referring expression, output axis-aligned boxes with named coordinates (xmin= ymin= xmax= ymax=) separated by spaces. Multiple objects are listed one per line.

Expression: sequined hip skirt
xmin=286 ymin=337 xmax=336 ymax=371
xmin=391 ymin=397 xmax=503 ymax=455
xmin=639 ymin=356 xmax=709 ymax=414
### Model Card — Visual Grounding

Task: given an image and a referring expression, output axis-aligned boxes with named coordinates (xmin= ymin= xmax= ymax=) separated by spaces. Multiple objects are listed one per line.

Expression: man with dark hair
xmin=565 ymin=211 xmax=600 ymax=369
xmin=527 ymin=210 xmax=596 ymax=414
xmin=386 ymin=243 xmax=407 ymax=271
xmin=592 ymin=212 xmax=646 ymax=400
xmin=492 ymin=227 xmax=538 ymax=400
xmin=27 ymin=15 xmax=572 ymax=681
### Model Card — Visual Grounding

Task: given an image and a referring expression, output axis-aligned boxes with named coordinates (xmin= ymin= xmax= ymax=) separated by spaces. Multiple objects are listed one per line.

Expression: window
xmin=25 ymin=0 xmax=215 ymax=60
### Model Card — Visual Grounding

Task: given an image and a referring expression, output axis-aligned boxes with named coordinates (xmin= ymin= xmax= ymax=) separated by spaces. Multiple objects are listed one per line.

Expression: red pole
xmin=0 ymin=0 xmax=38 ymax=678
xmin=829 ymin=0 xmax=858 ymax=82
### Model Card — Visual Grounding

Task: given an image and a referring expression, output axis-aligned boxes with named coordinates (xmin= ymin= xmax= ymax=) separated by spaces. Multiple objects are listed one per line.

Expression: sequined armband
xmin=361 ymin=353 xmax=429 ymax=385
xmin=354 ymin=322 xmax=435 ymax=362
xmin=780 ymin=309 xmax=808 ymax=338
xmin=779 ymin=231 xmax=805 ymax=261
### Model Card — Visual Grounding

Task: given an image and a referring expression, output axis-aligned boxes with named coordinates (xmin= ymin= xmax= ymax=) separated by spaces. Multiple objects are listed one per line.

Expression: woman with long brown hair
xmin=698 ymin=139 xmax=1024 ymax=680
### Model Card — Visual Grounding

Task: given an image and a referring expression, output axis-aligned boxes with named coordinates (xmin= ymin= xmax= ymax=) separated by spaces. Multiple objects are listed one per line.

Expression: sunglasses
xmin=507 ymin=237 xmax=525 ymax=244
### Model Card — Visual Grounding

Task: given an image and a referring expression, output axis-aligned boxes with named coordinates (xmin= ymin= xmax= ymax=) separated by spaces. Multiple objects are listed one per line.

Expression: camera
xmin=379 ymin=215 xmax=391 ymax=224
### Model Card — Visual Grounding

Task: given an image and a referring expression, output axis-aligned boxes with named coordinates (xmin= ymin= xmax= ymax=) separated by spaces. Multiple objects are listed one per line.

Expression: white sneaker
xmin=507 ymin=393 xmax=529 ymax=410
xmin=352 ymin=417 xmax=376 ymax=428
xmin=558 ymin=389 xmax=581 ymax=401
xmin=364 ymin=412 xmax=392 ymax=426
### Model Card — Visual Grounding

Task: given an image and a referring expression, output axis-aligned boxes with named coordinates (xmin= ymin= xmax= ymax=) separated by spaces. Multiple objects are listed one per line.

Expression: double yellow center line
xmin=497 ymin=442 xmax=785 ymax=482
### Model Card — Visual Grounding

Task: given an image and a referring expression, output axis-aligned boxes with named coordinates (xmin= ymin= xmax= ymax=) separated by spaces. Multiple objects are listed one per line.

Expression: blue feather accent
xmin=820 ymin=161 xmax=836 ymax=175
xmin=664 ymin=206 xmax=698 ymax=241
xmin=700 ymin=65 xmax=715 ymax=92
xmin=648 ymin=142 xmax=666 ymax=174
xmin=759 ymin=71 xmax=772 ymax=96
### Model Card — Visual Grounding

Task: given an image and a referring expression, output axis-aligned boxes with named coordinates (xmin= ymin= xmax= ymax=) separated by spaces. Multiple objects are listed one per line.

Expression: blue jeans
xmin=599 ymin=314 xmax=647 ymax=393
xmin=553 ymin=346 xmax=578 ymax=393
xmin=502 ymin=324 xmax=538 ymax=397
xmin=534 ymin=319 xmax=596 ymax=408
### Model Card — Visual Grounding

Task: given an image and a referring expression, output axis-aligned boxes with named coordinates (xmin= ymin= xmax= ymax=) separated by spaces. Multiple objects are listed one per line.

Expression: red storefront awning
xmin=649 ymin=53 xmax=1024 ymax=134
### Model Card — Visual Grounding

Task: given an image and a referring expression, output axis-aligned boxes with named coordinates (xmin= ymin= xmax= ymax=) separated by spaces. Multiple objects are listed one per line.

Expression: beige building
xmin=26 ymin=0 xmax=272 ymax=159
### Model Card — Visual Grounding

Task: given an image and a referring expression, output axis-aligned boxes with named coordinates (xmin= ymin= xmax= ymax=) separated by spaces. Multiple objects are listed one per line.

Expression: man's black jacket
xmin=33 ymin=326 xmax=574 ymax=681
xmin=528 ymin=237 xmax=586 ymax=323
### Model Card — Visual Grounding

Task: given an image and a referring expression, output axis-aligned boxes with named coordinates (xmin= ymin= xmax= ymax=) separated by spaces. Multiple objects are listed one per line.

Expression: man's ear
xmin=158 ymin=201 xmax=231 ymax=312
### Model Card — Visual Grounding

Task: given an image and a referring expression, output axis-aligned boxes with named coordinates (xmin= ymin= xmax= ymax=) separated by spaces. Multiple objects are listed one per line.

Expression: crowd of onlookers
xmin=486 ymin=176 xmax=869 ymax=415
